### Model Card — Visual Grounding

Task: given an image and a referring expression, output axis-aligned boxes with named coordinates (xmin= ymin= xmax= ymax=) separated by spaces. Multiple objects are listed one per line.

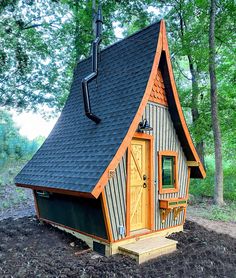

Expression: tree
xmin=0 ymin=110 xmax=39 ymax=168
xmin=209 ymin=0 xmax=223 ymax=205
xmin=0 ymin=0 xmax=75 ymax=114
xmin=167 ymin=0 xmax=209 ymax=166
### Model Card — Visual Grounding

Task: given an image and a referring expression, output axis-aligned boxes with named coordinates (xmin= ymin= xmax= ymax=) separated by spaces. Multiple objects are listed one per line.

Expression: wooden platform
xmin=118 ymin=236 xmax=177 ymax=264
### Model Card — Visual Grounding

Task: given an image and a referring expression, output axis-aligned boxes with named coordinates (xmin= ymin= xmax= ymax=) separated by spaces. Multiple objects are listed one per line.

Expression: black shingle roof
xmin=15 ymin=22 xmax=161 ymax=193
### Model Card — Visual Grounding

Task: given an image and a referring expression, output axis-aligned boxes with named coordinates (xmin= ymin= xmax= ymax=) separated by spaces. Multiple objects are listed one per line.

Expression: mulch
xmin=0 ymin=217 xmax=235 ymax=277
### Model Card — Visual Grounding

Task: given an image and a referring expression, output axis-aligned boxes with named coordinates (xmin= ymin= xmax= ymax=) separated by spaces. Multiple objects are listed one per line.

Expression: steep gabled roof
xmin=15 ymin=21 xmax=161 ymax=197
xmin=15 ymin=20 xmax=205 ymax=199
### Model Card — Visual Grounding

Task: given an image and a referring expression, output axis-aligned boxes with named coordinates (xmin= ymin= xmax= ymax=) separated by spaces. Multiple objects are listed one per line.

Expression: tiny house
xmin=15 ymin=16 xmax=205 ymax=261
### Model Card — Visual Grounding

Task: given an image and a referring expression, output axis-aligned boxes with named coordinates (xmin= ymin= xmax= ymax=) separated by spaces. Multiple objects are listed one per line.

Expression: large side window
xmin=158 ymin=151 xmax=178 ymax=194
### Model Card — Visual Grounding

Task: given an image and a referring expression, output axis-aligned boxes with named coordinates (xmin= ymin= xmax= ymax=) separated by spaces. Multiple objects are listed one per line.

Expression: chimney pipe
xmin=81 ymin=5 xmax=103 ymax=124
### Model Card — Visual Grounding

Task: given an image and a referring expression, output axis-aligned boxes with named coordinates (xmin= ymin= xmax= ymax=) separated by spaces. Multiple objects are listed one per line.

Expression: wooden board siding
xmin=104 ymin=153 xmax=127 ymax=241
xmin=142 ymin=102 xmax=188 ymax=230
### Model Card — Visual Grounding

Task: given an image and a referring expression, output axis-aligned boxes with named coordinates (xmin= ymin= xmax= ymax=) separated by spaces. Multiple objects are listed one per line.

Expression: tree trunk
xmin=74 ymin=1 xmax=80 ymax=62
xmin=187 ymin=56 xmax=205 ymax=166
xmin=177 ymin=8 xmax=205 ymax=166
xmin=92 ymin=0 xmax=96 ymax=38
xmin=209 ymin=0 xmax=224 ymax=205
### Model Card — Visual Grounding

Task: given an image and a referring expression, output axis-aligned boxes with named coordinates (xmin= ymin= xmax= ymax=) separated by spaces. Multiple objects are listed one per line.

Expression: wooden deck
xmin=118 ymin=236 xmax=177 ymax=264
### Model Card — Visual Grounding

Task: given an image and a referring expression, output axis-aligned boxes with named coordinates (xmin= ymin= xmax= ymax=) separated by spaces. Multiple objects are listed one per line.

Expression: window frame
xmin=158 ymin=150 xmax=179 ymax=194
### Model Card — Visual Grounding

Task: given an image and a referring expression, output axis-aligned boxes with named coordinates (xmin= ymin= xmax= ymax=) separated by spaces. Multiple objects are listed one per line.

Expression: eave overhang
xmin=91 ymin=20 xmax=205 ymax=198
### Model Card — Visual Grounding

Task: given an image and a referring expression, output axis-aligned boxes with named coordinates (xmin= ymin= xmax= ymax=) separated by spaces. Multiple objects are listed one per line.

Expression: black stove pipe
xmin=81 ymin=6 xmax=103 ymax=124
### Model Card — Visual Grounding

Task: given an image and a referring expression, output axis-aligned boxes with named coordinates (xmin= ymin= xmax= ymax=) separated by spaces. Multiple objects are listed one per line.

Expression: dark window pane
xmin=162 ymin=156 xmax=174 ymax=188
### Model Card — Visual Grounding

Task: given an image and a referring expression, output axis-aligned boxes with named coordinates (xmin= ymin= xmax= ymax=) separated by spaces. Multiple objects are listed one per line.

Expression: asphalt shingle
xmin=15 ymin=22 xmax=161 ymax=193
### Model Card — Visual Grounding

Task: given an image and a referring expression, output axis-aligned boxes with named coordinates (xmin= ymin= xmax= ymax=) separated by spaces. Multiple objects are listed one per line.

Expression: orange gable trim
xmin=161 ymin=21 xmax=206 ymax=179
xmin=92 ymin=20 xmax=205 ymax=199
xmin=149 ymin=69 xmax=168 ymax=106
xmin=91 ymin=21 xmax=164 ymax=198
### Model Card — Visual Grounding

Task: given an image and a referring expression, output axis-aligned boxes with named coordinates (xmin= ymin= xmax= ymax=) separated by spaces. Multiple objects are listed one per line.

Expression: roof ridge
xmin=77 ymin=20 xmax=161 ymax=65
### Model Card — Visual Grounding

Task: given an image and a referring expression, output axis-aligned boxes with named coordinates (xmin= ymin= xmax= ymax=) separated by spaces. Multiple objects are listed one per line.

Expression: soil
xmin=0 ymin=217 xmax=235 ymax=277
xmin=187 ymin=215 xmax=236 ymax=239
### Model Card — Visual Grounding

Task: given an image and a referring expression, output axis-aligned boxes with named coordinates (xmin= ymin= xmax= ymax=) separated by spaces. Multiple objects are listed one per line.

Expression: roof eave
xmin=15 ymin=183 xmax=95 ymax=199
xmin=160 ymin=21 xmax=206 ymax=179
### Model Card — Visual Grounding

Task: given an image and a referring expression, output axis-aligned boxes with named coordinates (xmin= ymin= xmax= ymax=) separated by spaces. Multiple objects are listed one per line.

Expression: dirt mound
xmin=0 ymin=217 xmax=235 ymax=277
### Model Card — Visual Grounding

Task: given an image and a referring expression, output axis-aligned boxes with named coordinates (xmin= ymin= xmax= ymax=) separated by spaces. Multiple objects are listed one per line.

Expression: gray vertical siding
xmin=104 ymin=152 xmax=127 ymax=241
xmin=143 ymin=102 xmax=188 ymax=230
xmin=104 ymin=102 xmax=189 ymax=241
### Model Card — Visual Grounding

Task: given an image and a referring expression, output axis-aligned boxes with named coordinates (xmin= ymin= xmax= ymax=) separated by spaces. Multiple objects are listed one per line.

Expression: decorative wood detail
xmin=159 ymin=198 xmax=188 ymax=209
xmin=108 ymin=170 xmax=116 ymax=179
xmin=160 ymin=198 xmax=187 ymax=223
xmin=149 ymin=69 xmax=168 ymax=106
xmin=160 ymin=209 xmax=171 ymax=223
xmin=173 ymin=207 xmax=184 ymax=220
xmin=186 ymin=161 xmax=200 ymax=167
xmin=92 ymin=20 xmax=205 ymax=199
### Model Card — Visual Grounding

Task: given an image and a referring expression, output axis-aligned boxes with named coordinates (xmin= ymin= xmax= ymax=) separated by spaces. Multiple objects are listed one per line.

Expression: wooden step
xmin=118 ymin=236 xmax=177 ymax=264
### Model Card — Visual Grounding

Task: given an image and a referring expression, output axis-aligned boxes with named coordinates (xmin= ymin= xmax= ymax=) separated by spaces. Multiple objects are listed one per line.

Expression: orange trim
xmin=126 ymin=146 xmax=131 ymax=237
xmin=92 ymin=19 xmax=205 ymax=199
xmin=112 ymin=223 xmax=183 ymax=243
xmin=16 ymin=183 xmax=94 ymax=199
xmin=159 ymin=198 xmax=187 ymax=209
xmin=161 ymin=21 xmax=206 ymax=179
xmin=133 ymin=132 xmax=153 ymax=140
xmin=33 ymin=190 xmax=40 ymax=218
xmin=91 ymin=21 xmax=164 ymax=199
xmin=126 ymin=133 xmax=154 ymax=234
xmin=149 ymin=136 xmax=154 ymax=231
xmin=158 ymin=150 xmax=179 ymax=194
xmin=101 ymin=191 xmax=113 ymax=242
xmin=149 ymin=97 xmax=168 ymax=107
xmin=39 ymin=217 xmax=109 ymax=244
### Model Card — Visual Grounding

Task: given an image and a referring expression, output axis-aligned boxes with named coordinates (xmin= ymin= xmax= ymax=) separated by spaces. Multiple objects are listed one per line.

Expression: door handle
xmin=143 ymin=183 xmax=147 ymax=188
xmin=143 ymin=174 xmax=147 ymax=181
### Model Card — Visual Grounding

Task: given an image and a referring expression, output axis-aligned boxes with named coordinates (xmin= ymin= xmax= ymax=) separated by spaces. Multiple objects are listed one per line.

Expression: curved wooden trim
xmin=91 ymin=21 xmax=164 ymax=199
xmin=161 ymin=21 xmax=206 ymax=179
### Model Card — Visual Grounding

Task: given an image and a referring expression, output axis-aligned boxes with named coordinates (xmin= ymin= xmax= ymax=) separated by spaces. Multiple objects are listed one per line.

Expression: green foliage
xmin=0 ymin=0 xmax=75 ymax=114
xmin=207 ymin=203 xmax=236 ymax=222
xmin=0 ymin=0 xmax=235 ymax=206
xmin=190 ymin=156 xmax=236 ymax=201
xmin=0 ymin=110 xmax=40 ymax=169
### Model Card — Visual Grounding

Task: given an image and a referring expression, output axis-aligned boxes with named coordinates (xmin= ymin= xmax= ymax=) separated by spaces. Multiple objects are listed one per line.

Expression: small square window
xmin=158 ymin=151 xmax=178 ymax=194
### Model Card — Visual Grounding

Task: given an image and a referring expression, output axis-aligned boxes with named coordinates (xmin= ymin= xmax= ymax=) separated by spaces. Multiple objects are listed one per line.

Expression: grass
xmin=188 ymin=156 xmax=236 ymax=222
xmin=190 ymin=156 xmax=236 ymax=201
xmin=188 ymin=198 xmax=236 ymax=222
xmin=1 ymin=156 xmax=235 ymax=222
xmin=0 ymin=160 xmax=32 ymax=211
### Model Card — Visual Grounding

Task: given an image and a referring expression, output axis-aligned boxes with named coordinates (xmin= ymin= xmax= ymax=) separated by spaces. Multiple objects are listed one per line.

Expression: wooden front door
xmin=129 ymin=138 xmax=150 ymax=231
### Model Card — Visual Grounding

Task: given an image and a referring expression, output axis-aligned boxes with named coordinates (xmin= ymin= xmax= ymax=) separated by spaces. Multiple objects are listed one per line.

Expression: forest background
xmin=0 ymin=0 xmax=235 ymax=220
